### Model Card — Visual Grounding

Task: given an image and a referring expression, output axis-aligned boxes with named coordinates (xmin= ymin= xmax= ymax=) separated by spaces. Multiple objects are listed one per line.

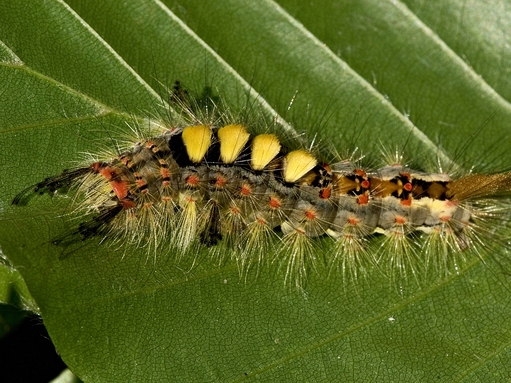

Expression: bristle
xmin=329 ymin=235 xmax=373 ymax=283
xmin=377 ymin=231 xmax=421 ymax=283
xmin=175 ymin=190 xmax=203 ymax=250
xmin=238 ymin=217 xmax=279 ymax=272
xmin=280 ymin=221 xmax=317 ymax=288
xmin=447 ymin=173 xmax=511 ymax=200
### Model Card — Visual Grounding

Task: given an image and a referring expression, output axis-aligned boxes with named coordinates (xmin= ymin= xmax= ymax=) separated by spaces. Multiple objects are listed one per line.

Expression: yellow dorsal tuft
xmin=182 ymin=125 xmax=212 ymax=163
xmin=217 ymin=124 xmax=250 ymax=164
xmin=251 ymin=134 xmax=281 ymax=170
xmin=283 ymin=150 xmax=317 ymax=183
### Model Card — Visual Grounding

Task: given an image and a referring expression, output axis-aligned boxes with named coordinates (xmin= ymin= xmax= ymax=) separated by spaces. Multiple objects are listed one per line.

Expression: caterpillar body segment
xmin=13 ymin=123 xmax=511 ymax=284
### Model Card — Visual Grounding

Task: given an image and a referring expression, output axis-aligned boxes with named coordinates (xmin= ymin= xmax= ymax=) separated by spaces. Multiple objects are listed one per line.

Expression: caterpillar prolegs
xmin=12 ymin=120 xmax=511 ymax=287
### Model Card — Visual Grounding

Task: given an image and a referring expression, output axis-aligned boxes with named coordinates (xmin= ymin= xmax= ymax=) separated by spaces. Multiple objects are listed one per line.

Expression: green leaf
xmin=0 ymin=247 xmax=38 ymax=339
xmin=0 ymin=251 xmax=37 ymax=312
xmin=1 ymin=0 xmax=511 ymax=381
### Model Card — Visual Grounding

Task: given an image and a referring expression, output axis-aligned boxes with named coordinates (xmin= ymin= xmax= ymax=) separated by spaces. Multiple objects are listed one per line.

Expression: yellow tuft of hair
xmin=182 ymin=125 xmax=212 ymax=163
xmin=175 ymin=190 xmax=203 ymax=250
xmin=217 ymin=124 xmax=250 ymax=164
xmin=283 ymin=150 xmax=317 ymax=183
xmin=251 ymin=134 xmax=281 ymax=170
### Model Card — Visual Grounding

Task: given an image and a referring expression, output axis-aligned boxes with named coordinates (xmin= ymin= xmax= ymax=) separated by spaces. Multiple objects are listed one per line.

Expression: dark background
xmin=0 ymin=305 xmax=67 ymax=383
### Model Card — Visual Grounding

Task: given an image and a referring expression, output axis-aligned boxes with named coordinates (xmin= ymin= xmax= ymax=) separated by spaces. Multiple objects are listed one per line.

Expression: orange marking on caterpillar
xmin=185 ymin=195 xmax=196 ymax=203
xmin=305 ymin=209 xmax=317 ymax=220
xmin=395 ymin=216 xmax=407 ymax=225
xmin=121 ymin=199 xmax=136 ymax=210
xmin=357 ymin=194 xmax=369 ymax=205
xmin=160 ymin=167 xmax=170 ymax=179
xmin=319 ymin=186 xmax=331 ymax=199
xmin=400 ymin=196 xmax=412 ymax=206
xmin=186 ymin=174 xmax=200 ymax=187
xmin=91 ymin=161 xmax=105 ymax=173
xmin=269 ymin=196 xmax=282 ymax=209
xmin=97 ymin=166 xmax=129 ymax=200
xmin=215 ymin=176 xmax=227 ymax=187
xmin=240 ymin=183 xmax=252 ymax=196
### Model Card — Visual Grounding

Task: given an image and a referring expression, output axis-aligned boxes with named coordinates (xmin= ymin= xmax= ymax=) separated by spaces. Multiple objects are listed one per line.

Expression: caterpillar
xmin=11 ymin=99 xmax=511 ymax=288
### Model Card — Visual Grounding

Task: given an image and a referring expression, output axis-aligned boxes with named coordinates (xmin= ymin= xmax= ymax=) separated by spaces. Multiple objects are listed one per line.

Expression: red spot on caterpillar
xmin=215 ymin=176 xmax=227 ymax=187
xmin=240 ymin=183 xmax=252 ymax=196
xmin=305 ymin=209 xmax=317 ymax=220
xmin=400 ymin=196 xmax=412 ymax=206
xmin=319 ymin=186 xmax=331 ymax=199
xmin=185 ymin=195 xmax=196 ymax=203
xmin=395 ymin=216 xmax=407 ymax=225
xmin=230 ymin=205 xmax=241 ymax=215
xmin=160 ymin=168 xmax=170 ymax=181
xmin=357 ymin=194 xmax=369 ymax=205
xmin=404 ymin=183 xmax=413 ymax=192
xmin=136 ymin=178 xmax=147 ymax=188
xmin=322 ymin=163 xmax=332 ymax=173
xmin=97 ymin=166 xmax=129 ymax=200
xmin=121 ymin=199 xmax=136 ymax=210
xmin=91 ymin=161 xmax=105 ymax=173
xmin=361 ymin=180 xmax=370 ymax=189
xmin=348 ymin=217 xmax=359 ymax=225
xmin=269 ymin=196 xmax=281 ymax=209
xmin=186 ymin=174 xmax=200 ymax=186
xmin=354 ymin=169 xmax=366 ymax=177
xmin=111 ymin=181 xmax=129 ymax=199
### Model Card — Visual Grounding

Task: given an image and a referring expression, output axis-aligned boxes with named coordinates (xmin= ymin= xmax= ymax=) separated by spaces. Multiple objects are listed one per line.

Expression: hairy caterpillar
xmin=11 ymin=97 xmax=511 ymax=288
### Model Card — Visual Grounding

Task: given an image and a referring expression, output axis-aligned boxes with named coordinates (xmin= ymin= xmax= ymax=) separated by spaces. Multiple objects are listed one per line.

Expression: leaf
xmin=1 ymin=0 xmax=511 ymax=381
xmin=0 ymin=250 xmax=37 ymax=313
xmin=0 ymin=249 xmax=37 ymax=340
